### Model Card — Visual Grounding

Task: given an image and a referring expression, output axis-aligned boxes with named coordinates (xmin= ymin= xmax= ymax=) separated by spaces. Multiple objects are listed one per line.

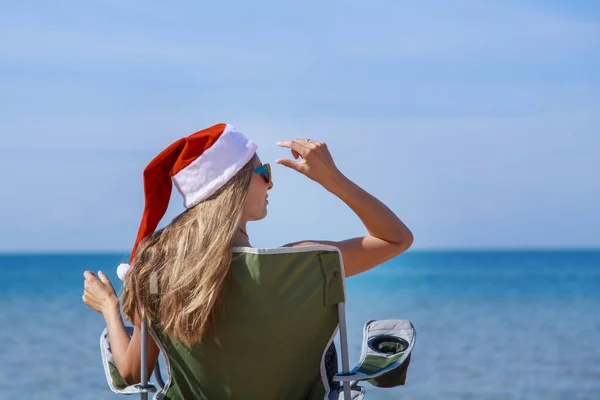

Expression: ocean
xmin=1 ymin=250 xmax=599 ymax=400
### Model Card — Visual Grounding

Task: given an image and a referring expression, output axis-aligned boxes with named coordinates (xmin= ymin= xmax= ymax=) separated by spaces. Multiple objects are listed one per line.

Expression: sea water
xmin=1 ymin=250 xmax=599 ymax=399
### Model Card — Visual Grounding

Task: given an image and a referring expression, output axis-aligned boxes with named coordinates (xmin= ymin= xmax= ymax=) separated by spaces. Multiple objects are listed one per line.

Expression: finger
xmin=292 ymin=139 xmax=322 ymax=158
xmin=83 ymin=271 xmax=96 ymax=279
xmin=98 ymin=271 xmax=110 ymax=284
xmin=300 ymin=139 xmax=321 ymax=149
xmin=277 ymin=140 xmax=309 ymax=157
xmin=292 ymin=149 xmax=301 ymax=160
xmin=275 ymin=158 xmax=306 ymax=173
xmin=296 ymin=139 xmax=324 ymax=153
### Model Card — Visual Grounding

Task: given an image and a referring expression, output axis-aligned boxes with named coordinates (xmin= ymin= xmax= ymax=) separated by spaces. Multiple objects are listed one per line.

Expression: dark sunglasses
xmin=253 ymin=163 xmax=272 ymax=184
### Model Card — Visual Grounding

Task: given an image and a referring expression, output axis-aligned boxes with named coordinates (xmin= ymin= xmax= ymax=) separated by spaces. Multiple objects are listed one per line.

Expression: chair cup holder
xmin=367 ymin=335 xmax=408 ymax=355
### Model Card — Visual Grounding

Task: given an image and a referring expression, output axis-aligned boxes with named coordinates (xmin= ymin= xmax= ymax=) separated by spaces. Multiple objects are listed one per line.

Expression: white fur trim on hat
xmin=172 ymin=124 xmax=257 ymax=209
xmin=117 ymin=263 xmax=131 ymax=280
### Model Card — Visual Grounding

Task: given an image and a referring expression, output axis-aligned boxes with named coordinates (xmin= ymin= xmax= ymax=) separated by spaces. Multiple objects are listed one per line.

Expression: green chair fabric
xmin=149 ymin=246 xmax=345 ymax=400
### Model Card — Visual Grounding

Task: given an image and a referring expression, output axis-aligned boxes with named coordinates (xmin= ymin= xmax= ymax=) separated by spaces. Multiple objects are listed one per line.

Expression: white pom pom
xmin=117 ymin=263 xmax=132 ymax=280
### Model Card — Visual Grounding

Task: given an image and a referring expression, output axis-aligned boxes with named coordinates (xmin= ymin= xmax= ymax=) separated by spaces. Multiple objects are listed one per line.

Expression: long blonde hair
xmin=121 ymin=154 xmax=256 ymax=347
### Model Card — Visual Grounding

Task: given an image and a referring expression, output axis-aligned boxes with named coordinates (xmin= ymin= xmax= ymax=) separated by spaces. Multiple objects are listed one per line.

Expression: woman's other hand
xmin=82 ymin=270 xmax=119 ymax=315
xmin=276 ymin=139 xmax=343 ymax=189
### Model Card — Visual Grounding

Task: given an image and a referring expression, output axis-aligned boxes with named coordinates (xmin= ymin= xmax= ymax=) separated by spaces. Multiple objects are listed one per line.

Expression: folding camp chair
xmin=99 ymin=245 xmax=415 ymax=400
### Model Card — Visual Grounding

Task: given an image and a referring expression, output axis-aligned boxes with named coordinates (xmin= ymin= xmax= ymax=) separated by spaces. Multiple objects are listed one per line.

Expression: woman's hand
xmin=82 ymin=270 xmax=119 ymax=315
xmin=276 ymin=139 xmax=343 ymax=189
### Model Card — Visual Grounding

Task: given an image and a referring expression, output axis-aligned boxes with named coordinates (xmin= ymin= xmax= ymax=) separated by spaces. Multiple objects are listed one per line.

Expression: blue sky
xmin=0 ymin=0 xmax=598 ymax=252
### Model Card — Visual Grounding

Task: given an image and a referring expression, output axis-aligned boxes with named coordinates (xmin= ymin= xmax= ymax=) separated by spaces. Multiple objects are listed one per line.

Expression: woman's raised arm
xmin=277 ymin=139 xmax=413 ymax=277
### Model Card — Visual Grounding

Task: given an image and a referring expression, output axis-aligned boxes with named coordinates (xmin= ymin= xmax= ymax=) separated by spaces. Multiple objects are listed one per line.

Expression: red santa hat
xmin=117 ymin=123 xmax=257 ymax=280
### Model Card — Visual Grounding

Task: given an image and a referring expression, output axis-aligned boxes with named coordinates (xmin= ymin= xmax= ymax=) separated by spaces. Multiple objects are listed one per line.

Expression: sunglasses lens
xmin=254 ymin=164 xmax=271 ymax=184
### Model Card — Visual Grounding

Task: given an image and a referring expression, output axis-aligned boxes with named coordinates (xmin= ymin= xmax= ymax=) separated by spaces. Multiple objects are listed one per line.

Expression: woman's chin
xmin=248 ymin=210 xmax=268 ymax=221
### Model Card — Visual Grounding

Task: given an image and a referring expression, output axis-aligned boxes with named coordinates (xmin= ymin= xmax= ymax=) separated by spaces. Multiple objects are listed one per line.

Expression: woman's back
xmin=151 ymin=248 xmax=345 ymax=400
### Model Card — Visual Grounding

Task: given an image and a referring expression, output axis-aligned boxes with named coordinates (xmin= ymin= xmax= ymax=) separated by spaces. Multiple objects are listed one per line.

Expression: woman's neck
xmin=232 ymin=227 xmax=251 ymax=247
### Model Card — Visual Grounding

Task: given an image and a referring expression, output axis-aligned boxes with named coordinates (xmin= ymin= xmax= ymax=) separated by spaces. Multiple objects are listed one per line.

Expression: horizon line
xmin=1 ymin=246 xmax=599 ymax=256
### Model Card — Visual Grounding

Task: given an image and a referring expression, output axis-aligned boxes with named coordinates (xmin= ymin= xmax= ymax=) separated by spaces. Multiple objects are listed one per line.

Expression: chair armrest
xmin=99 ymin=325 xmax=158 ymax=395
xmin=333 ymin=319 xmax=416 ymax=388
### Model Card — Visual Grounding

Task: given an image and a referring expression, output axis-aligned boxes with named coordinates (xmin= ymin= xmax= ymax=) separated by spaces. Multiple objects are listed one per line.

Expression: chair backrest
xmin=149 ymin=245 xmax=347 ymax=400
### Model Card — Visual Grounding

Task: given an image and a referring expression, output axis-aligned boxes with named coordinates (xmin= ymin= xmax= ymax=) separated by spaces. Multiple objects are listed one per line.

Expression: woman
xmin=82 ymin=123 xmax=413 ymax=390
